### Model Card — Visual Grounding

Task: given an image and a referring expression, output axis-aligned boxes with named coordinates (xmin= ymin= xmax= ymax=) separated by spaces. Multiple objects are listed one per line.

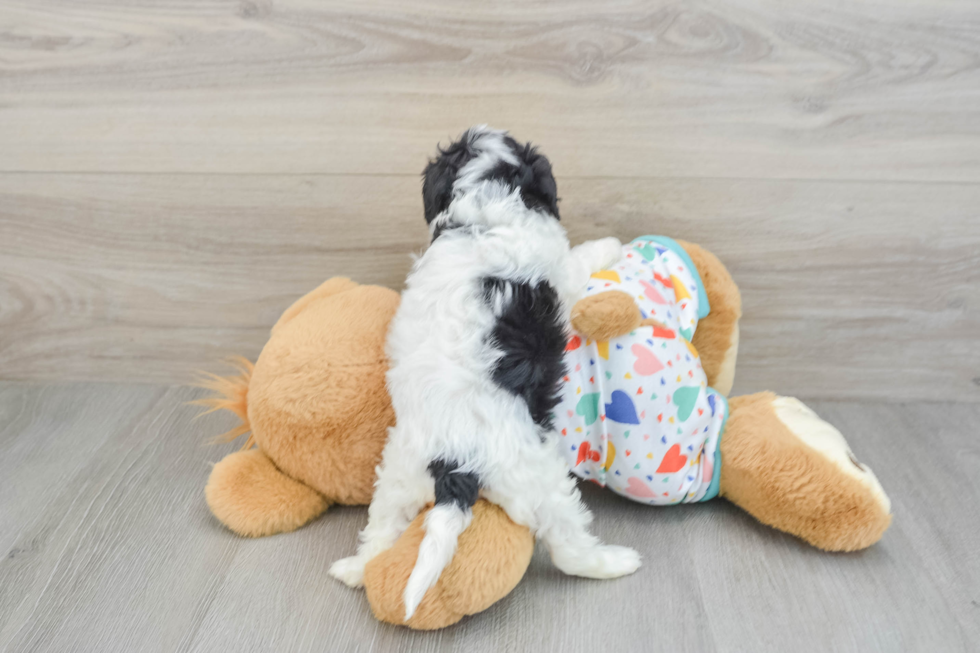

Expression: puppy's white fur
xmin=329 ymin=127 xmax=639 ymax=618
xmin=401 ymin=503 xmax=473 ymax=616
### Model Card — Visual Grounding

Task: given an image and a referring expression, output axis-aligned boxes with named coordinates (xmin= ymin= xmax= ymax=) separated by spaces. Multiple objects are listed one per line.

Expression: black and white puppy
xmin=329 ymin=126 xmax=640 ymax=618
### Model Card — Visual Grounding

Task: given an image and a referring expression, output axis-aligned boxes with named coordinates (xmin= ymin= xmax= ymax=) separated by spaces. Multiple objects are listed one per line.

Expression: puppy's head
xmin=422 ymin=126 xmax=559 ymax=228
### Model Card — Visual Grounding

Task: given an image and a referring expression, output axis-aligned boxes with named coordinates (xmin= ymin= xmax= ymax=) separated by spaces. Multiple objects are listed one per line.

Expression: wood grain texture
xmin=1 ymin=0 xmax=979 ymax=396
xmin=2 ymin=173 xmax=978 ymax=400
xmin=1 ymin=0 xmax=979 ymax=181
xmin=0 ymin=382 xmax=977 ymax=652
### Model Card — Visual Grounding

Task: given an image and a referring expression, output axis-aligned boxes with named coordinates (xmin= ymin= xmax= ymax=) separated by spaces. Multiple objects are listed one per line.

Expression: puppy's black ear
xmin=422 ymin=133 xmax=478 ymax=224
xmin=490 ymin=139 xmax=560 ymax=219
xmin=521 ymin=144 xmax=560 ymax=219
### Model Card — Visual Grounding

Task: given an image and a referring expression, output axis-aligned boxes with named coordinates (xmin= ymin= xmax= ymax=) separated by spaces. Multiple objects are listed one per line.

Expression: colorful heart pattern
xmin=576 ymin=392 xmax=600 ymax=426
xmin=576 ymin=441 xmax=602 ymax=466
xmin=656 ymin=444 xmax=687 ymax=473
xmin=604 ymin=441 xmax=617 ymax=471
xmin=639 ymin=279 xmax=667 ymax=304
xmin=673 ymin=386 xmax=701 ymax=422
xmin=553 ymin=237 xmax=726 ymax=506
xmin=605 ymin=390 xmax=640 ymax=424
xmin=625 ymin=476 xmax=656 ymax=498
xmin=591 ymin=270 xmax=622 ymax=283
xmin=670 ymin=275 xmax=691 ymax=301
xmin=631 ymin=344 xmax=664 ymax=376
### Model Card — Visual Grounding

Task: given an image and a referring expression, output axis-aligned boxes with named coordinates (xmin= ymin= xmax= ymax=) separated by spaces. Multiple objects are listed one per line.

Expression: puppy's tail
xmin=403 ymin=460 xmax=479 ymax=620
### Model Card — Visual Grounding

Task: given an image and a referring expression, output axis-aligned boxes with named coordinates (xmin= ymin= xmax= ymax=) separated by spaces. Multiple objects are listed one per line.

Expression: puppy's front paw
xmin=591 ymin=544 xmax=642 ymax=578
xmin=329 ymin=555 xmax=368 ymax=588
xmin=554 ymin=544 xmax=642 ymax=579
xmin=593 ymin=237 xmax=623 ymax=270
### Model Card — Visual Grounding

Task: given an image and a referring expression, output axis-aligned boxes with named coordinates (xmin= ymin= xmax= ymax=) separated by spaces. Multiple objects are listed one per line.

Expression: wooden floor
xmin=0 ymin=381 xmax=977 ymax=652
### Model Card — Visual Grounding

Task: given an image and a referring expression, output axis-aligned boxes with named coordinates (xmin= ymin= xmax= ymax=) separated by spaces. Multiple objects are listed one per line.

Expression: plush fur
xmin=328 ymin=127 xmax=639 ymax=619
xmin=721 ymin=392 xmax=892 ymax=551
xmin=249 ymin=281 xmax=398 ymax=505
xmin=570 ymin=290 xmax=643 ymax=342
xmin=193 ymin=356 xmax=254 ymax=447
xmin=206 ymin=449 xmax=329 ymax=537
xmin=199 ymin=278 xmax=399 ymax=538
xmin=676 ymin=240 xmax=742 ymax=395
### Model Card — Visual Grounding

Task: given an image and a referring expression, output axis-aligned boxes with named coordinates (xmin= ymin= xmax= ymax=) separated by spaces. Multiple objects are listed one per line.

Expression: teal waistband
xmin=700 ymin=389 xmax=728 ymax=502
xmin=630 ymin=235 xmax=711 ymax=319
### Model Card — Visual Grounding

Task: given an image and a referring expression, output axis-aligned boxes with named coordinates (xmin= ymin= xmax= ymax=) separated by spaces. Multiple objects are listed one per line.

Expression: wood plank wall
xmin=1 ymin=0 xmax=978 ymax=400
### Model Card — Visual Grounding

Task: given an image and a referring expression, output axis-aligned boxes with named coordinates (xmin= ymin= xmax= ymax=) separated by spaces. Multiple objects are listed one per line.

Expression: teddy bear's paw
xmin=330 ymin=555 xmax=368 ymax=588
xmin=571 ymin=291 xmax=642 ymax=341
xmin=553 ymin=544 xmax=641 ymax=579
xmin=205 ymin=449 xmax=330 ymax=538
xmin=722 ymin=392 xmax=892 ymax=552
xmin=772 ymin=396 xmax=891 ymax=518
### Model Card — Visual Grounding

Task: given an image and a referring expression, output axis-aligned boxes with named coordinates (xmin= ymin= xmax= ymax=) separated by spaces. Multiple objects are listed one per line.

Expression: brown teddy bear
xmin=198 ymin=241 xmax=890 ymax=630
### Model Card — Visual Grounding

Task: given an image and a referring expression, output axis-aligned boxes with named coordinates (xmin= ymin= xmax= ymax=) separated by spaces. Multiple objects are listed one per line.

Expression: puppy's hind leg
xmin=487 ymin=452 xmax=641 ymax=580
xmin=330 ymin=453 xmax=431 ymax=588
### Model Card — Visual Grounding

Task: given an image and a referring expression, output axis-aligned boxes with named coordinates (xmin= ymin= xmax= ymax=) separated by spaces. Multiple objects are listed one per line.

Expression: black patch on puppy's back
xmin=483 ymin=277 xmax=567 ymax=430
xmin=428 ymin=459 xmax=480 ymax=510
